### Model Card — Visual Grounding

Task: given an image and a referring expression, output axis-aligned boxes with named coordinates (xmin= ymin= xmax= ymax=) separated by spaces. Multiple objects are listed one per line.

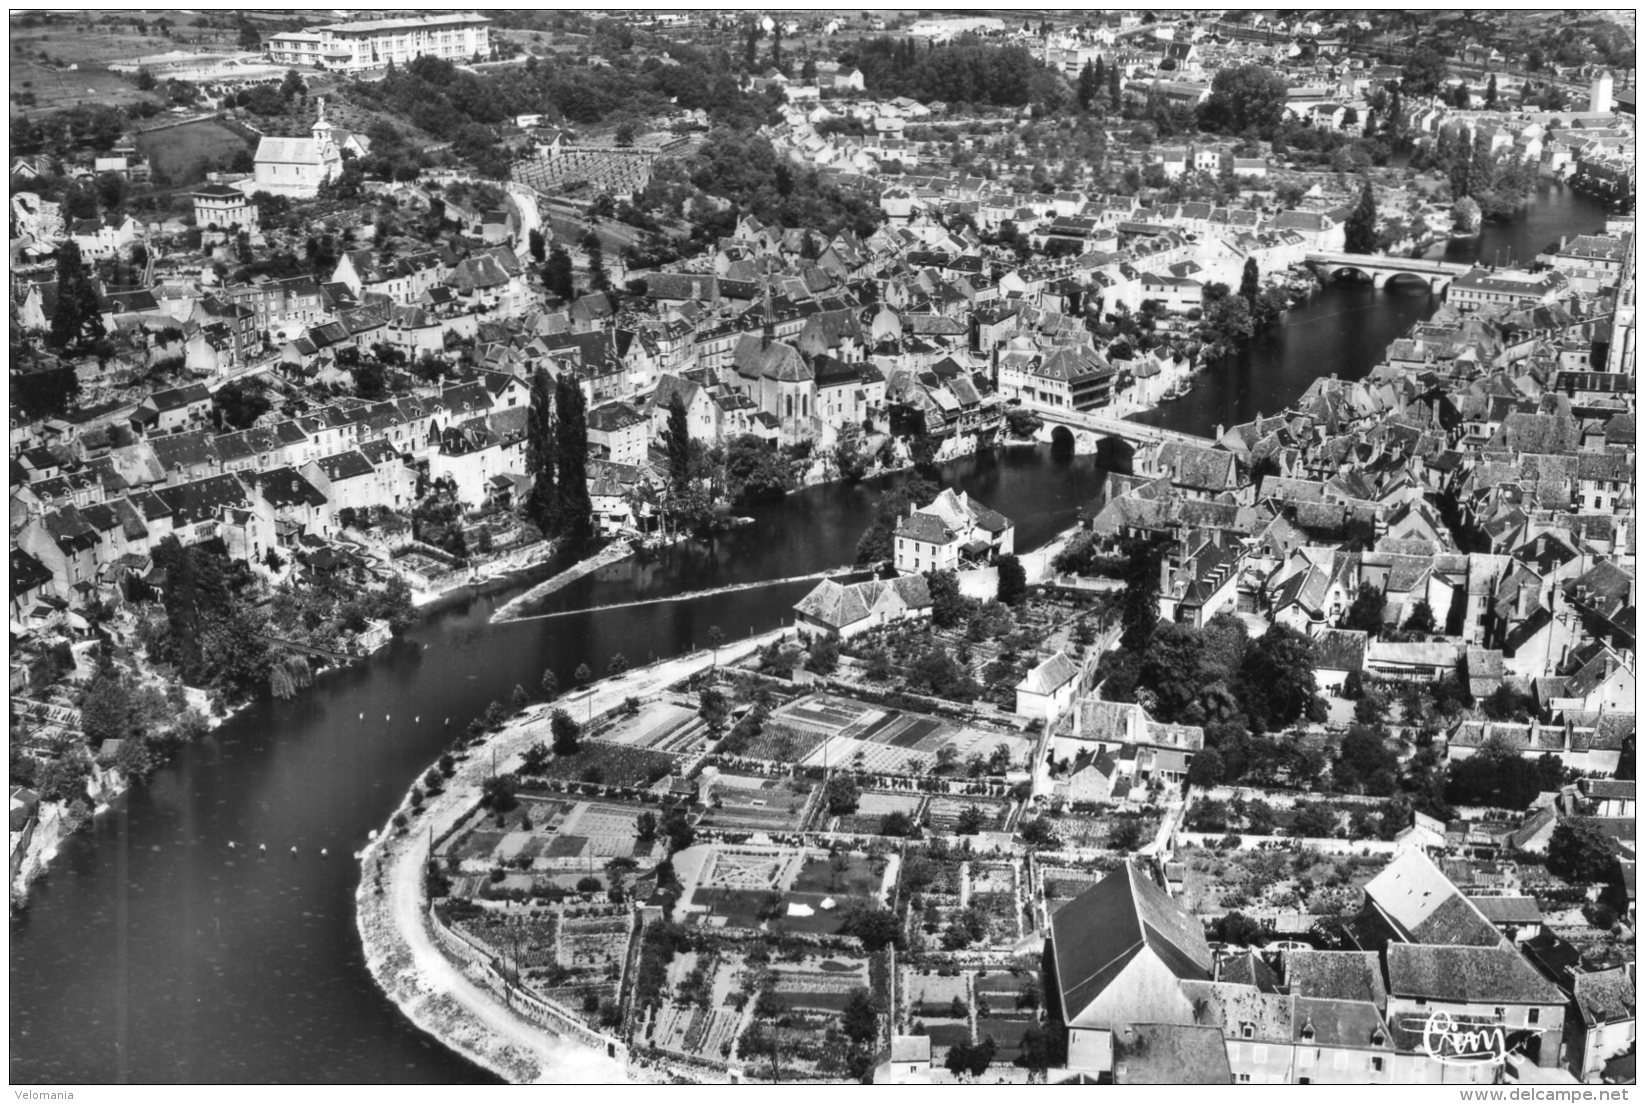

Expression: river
xmin=7 ymin=183 xmax=1609 ymax=1085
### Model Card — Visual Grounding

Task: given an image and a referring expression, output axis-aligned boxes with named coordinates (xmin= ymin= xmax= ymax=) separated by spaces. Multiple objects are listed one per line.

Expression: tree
xmin=995 ymin=555 xmax=1027 ymax=607
xmin=1485 ymin=73 xmax=1498 ymax=109
xmin=540 ymin=667 xmax=560 ymax=699
xmin=280 ymin=68 xmax=307 ymax=101
xmin=879 ymin=810 xmax=915 ymax=837
xmin=553 ymin=374 xmax=593 ymax=547
xmin=662 ymin=392 xmax=692 ymax=495
xmin=1452 ymin=81 xmax=1471 ymax=110
xmin=838 ymin=905 xmax=904 ymax=952
xmin=543 ymin=243 xmax=575 ymax=300
xmin=807 ymin=634 xmax=839 ymax=675
xmin=1241 ymin=625 xmax=1318 ymax=731
xmin=1546 ymin=821 xmax=1617 ymax=884
xmin=854 ymin=476 xmax=937 ymax=564
xmin=1343 ymin=583 xmax=1386 ymax=635
xmin=521 ymin=741 xmax=552 ymax=773
xmin=1120 ymin=538 xmax=1164 ymax=653
xmin=955 ymin=805 xmax=986 ymax=834
xmin=1108 ymin=818 xmax=1144 ymax=851
xmin=1335 ymin=724 xmax=1398 ymax=794
xmin=607 ymin=652 xmax=629 ymax=677
xmin=481 ymin=774 xmax=518 ymax=812
xmin=636 ymin=810 xmax=658 ymax=842
xmin=79 ymin=675 xmax=131 ymax=746
xmin=698 ymin=686 xmax=729 ymax=732
xmin=580 ymin=230 xmax=610 ymax=293
xmin=1401 ymin=47 xmax=1448 ymax=97
xmin=50 ymin=241 xmax=107 ymax=351
xmin=1188 ymin=746 xmax=1225 ymax=788
xmin=1211 ymin=910 xmax=1267 ymax=946
xmin=825 ymin=775 xmax=861 ymax=815
xmin=1076 ymin=60 xmax=1098 ymax=112
xmin=927 ymin=570 xmax=966 ymax=629
xmin=1403 ymin=600 xmax=1437 ymax=636
xmin=527 ymin=227 xmax=546 ymax=263
xmin=706 ymin=625 xmax=726 ymax=664
xmin=1239 ymin=257 xmax=1260 ymax=312
xmin=842 ymin=988 xmax=880 ymax=1048
xmin=575 ymin=663 xmax=593 ymax=688
xmin=1343 ymin=179 xmax=1377 ymax=255
xmin=1199 ymin=63 xmax=1289 ymax=137
xmin=550 ymin=708 xmax=581 ymax=755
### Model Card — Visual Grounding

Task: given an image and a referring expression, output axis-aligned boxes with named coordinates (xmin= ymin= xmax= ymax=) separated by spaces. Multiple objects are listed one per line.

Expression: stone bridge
xmin=1305 ymin=251 xmax=1474 ymax=293
xmin=1023 ymin=400 xmax=1217 ymax=456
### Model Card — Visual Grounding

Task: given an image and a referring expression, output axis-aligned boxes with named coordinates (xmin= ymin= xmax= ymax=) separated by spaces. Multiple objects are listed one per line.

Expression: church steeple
xmin=312 ymin=97 xmax=335 ymax=154
xmin=761 ymin=273 xmax=774 ymax=348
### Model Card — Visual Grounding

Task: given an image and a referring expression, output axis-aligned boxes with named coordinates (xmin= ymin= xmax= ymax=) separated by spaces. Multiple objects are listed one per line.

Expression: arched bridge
xmin=1023 ymin=400 xmax=1217 ymax=454
xmin=1306 ymin=252 xmax=1474 ymax=293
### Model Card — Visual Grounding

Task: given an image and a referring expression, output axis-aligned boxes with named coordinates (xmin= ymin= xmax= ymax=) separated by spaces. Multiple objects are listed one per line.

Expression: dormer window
xmin=1300 ymin=1024 xmax=1315 ymax=1042
xmin=1241 ymin=1022 xmax=1255 ymax=1040
xmin=1371 ymin=1029 xmax=1386 ymax=1047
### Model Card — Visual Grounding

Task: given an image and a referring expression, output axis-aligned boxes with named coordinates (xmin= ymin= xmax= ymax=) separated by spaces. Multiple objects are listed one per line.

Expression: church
xmin=239 ymin=99 xmax=366 ymax=200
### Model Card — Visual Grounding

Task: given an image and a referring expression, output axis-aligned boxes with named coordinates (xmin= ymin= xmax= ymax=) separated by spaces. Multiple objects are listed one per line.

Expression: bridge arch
xmin=1329 ymin=266 xmax=1374 ymax=284
xmin=1049 ymin=425 xmax=1076 ymax=454
xmin=1379 ymin=271 xmax=1440 ymax=292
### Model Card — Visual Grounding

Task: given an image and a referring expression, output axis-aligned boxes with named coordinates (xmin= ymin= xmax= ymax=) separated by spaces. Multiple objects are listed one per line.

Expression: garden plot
xmin=800 ymin=734 xmax=931 ymax=774
xmin=970 ymin=862 xmax=1019 ymax=898
xmin=974 ymin=1012 xmax=1037 ymax=1060
xmin=558 ymin=911 xmax=631 ymax=973
xmin=791 ymin=853 xmax=888 ymax=898
xmin=836 ymin=789 xmax=927 ymax=834
xmin=926 ymin=795 xmax=1013 ymax=832
xmin=794 ymin=710 xmax=1036 ymax=776
xmin=772 ymin=954 xmax=871 ymax=1013
xmin=560 ymin=803 xmax=649 ymax=858
xmin=1046 ymin=814 xmax=1112 ymax=849
xmin=1041 ymin=866 xmax=1111 ymax=914
xmin=527 ymin=739 xmax=680 ymax=788
xmin=603 ymin=700 xmax=708 ymax=753
xmin=699 ymin=773 xmax=814 ymax=833
xmin=443 ymin=905 xmax=558 ymax=971
xmin=974 ymin=968 xmax=1040 ymax=1009
xmin=905 ymin=969 xmax=971 ymax=1019
xmin=697 ymin=848 xmax=799 ymax=891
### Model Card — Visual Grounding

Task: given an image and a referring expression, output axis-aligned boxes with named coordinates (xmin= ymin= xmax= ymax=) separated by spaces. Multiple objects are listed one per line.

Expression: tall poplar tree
xmin=1239 ymin=257 xmax=1260 ymax=311
xmin=525 ymin=367 xmax=558 ymax=533
xmin=662 ymin=392 xmax=692 ymax=494
xmin=50 ymin=241 xmax=107 ymax=352
xmin=1343 ymin=179 xmax=1378 ymax=255
xmin=553 ymin=374 xmax=593 ymax=548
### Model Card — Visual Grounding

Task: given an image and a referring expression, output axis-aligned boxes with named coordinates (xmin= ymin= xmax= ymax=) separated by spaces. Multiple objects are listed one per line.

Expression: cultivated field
xmin=136 ymin=117 xmax=254 ymax=185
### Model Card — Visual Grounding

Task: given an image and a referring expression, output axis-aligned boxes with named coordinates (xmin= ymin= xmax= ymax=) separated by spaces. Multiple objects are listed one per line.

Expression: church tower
xmin=312 ymin=97 xmax=336 ymax=156
xmin=310 ymin=97 xmax=343 ymax=185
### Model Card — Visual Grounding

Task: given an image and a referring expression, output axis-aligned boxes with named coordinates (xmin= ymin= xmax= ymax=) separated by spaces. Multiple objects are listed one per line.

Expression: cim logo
xmin=1398 ymin=1012 xmax=1511 ymax=1068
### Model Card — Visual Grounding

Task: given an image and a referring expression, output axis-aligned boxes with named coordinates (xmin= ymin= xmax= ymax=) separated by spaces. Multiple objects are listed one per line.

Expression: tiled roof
xmin=1385 ymin=943 xmax=1565 ymax=1005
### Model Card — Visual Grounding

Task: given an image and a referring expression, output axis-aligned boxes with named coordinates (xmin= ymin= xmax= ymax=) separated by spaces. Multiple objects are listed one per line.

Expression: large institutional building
xmin=265 ymin=13 xmax=491 ymax=73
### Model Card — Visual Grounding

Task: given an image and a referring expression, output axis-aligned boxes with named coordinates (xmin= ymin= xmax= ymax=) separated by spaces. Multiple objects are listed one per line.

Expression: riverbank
xmin=356 ymin=625 xmax=788 ymax=1084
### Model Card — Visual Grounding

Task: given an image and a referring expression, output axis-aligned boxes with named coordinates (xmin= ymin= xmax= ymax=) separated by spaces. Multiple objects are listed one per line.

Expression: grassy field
xmin=8 ymin=15 xmax=239 ymax=115
xmin=136 ymin=118 xmax=253 ymax=186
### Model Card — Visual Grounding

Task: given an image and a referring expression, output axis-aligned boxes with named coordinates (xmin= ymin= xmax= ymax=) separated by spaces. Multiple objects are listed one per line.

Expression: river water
xmin=7 ymin=184 xmax=1608 ymax=1085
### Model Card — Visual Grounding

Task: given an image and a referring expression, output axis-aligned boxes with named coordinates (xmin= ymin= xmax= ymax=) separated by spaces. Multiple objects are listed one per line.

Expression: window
xmin=1241 ymin=1023 xmax=1254 ymax=1040
xmin=1528 ymin=1008 xmax=1540 ymax=1026
xmin=1372 ymin=1057 xmax=1384 ymax=1072
xmin=1494 ymin=1007 xmax=1505 ymax=1021
xmin=1237 ymin=1074 xmax=1250 ymax=1083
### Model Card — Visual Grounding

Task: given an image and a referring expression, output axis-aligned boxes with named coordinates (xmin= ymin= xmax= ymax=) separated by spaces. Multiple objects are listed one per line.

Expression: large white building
xmin=266 ymin=13 xmax=491 ymax=73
